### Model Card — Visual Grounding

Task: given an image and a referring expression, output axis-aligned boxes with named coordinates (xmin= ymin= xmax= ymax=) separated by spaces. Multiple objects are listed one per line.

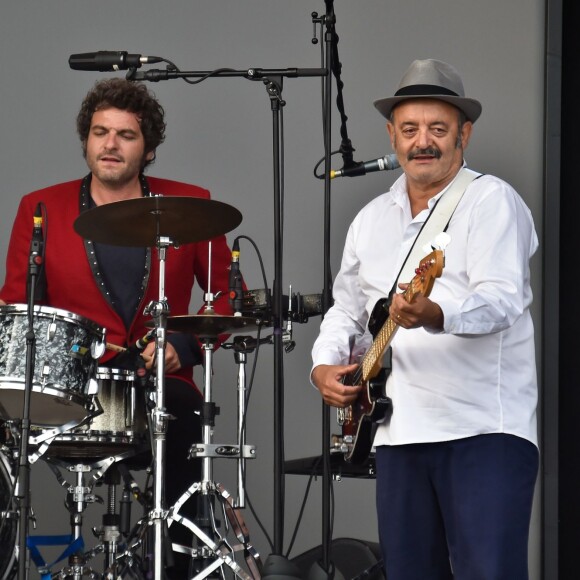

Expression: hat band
xmin=395 ymin=84 xmax=460 ymax=97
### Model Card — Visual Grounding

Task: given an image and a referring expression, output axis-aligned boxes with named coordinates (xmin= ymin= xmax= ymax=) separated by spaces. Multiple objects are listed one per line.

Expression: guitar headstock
xmin=408 ymin=249 xmax=445 ymax=300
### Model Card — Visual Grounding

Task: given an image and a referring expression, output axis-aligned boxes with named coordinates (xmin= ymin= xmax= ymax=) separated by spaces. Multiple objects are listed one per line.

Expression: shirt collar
xmin=390 ymin=159 xmax=468 ymax=210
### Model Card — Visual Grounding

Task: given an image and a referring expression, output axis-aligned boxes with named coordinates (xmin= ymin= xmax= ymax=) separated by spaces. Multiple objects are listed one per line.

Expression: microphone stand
xmin=312 ymin=3 xmax=337 ymax=579
xmin=127 ymin=63 xmax=327 ymax=578
xmin=17 ymin=229 xmax=44 ymax=580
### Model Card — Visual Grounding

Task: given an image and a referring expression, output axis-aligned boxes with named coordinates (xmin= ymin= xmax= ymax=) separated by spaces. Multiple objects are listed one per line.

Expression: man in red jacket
xmin=0 ymin=77 xmax=235 ymax=578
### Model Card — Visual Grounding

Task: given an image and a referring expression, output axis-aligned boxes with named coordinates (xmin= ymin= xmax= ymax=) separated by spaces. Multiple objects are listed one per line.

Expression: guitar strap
xmin=393 ymin=167 xmax=482 ymax=291
xmin=373 ymin=168 xmax=482 ymax=368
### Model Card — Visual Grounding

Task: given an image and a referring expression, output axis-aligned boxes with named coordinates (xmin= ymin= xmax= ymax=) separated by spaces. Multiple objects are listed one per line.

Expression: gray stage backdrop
xmin=0 ymin=1 xmax=544 ymax=578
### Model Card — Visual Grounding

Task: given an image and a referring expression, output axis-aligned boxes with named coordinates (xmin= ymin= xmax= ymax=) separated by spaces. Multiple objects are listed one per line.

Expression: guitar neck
xmin=360 ymin=284 xmax=415 ymax=382
xmin=359 ymin=250 xmax=443 ymax=384
xmin=361 ymin=316 xmax=398 ymax=382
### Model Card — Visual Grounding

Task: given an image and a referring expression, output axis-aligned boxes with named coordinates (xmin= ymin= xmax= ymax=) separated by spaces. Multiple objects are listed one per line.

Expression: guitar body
xmin=337 ymin=249 xmax=445 ymax=465
xmin=341 ymin=368 xmax=392 ymax=464
xmin=368 ymin=296 xmax=390 ymax=338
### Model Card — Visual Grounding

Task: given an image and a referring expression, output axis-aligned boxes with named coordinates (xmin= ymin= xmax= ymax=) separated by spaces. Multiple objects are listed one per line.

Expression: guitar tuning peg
xmin=433 ymin=232 xmax=451 ymax=250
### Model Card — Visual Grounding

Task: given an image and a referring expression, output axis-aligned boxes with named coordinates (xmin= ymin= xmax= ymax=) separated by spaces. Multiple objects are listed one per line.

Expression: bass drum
xmin=0 ymin=436 xmax=17 ymax=580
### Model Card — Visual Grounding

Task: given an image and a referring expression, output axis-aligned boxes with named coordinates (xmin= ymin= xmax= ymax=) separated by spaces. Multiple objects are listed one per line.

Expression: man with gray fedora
xmin=311 ymin=59 xmax=538 ymax=579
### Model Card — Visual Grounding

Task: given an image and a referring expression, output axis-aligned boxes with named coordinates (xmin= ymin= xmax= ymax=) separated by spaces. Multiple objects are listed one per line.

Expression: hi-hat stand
xmin=166 ymin=300 xmax=260 ymax=579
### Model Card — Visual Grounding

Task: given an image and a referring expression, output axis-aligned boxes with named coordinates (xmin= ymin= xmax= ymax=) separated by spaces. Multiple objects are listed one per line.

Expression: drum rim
xmin=0 ymin=381 xmax=91 ymax=404
xmin=0 ymin=304 xmax=104 ymax=335
xmin=95 ymin=367 xmax=136 ymax=380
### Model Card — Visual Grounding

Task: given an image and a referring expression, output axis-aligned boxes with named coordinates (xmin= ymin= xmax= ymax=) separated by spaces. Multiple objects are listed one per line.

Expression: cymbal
xmin=74 ymin=196 xmax=242 ymax=247
xmin=147 ymin=314 xmax=262 ymax=337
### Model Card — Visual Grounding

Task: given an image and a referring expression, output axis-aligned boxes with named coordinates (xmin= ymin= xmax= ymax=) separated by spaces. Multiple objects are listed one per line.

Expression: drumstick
xmin=106 ymin=342 xmax=127 ymax=353
xmin=105 ymin=342 xmax=153 ymax=362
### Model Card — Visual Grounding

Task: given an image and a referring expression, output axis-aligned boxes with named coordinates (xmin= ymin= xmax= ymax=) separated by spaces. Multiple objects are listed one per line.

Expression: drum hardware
xmin=74 ymin=196 xmax=245 ymax=577
xmin=36 ymin=460 xmax=150 ymax=579
xmin=0 ymin=446 xmax=19 ymax=580
xmin=28 ymin=418 xmax=89 ymax=464
xmin=24 ymin=462 xmax=102 ymax=579
xmin=166 ymin=330 xmax=261 ymax=579
xmin=241 ymin=288 xmax=324 ymax=326
xmin=90 ymin=466 xmax=130 ymax=575
xmin=221 ymin=334 xmax=269 ymax=508
xmin=27 ymin=461 xmax=150 ymax=580
xmin=75 ymin=203 xmax=167 ymax=579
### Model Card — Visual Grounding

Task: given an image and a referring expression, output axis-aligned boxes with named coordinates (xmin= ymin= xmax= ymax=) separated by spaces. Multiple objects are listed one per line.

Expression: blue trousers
xmin=375 ymin=434 xmax=538 ymax=580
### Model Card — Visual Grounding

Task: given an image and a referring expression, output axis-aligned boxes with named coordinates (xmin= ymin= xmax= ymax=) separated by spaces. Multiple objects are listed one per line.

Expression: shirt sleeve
xmin=311 ymin=221 xmax=371 ymax=369
xmin=0 ymin=194 xmax=37 ymax=304
xmin=438 ymin=178 xmax=538 ymax=335
xmin=167 ymin=332 xmax=203 ymax=367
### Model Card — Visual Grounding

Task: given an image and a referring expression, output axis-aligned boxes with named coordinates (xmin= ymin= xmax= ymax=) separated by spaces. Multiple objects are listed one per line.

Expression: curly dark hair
xmin=76 ymin=77 xmax=166 ymax=169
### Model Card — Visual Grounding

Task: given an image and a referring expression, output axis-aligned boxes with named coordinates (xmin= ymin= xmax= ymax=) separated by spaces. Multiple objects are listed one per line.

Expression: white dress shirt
xmin=311 ymin=167 xmax=539 ymax=447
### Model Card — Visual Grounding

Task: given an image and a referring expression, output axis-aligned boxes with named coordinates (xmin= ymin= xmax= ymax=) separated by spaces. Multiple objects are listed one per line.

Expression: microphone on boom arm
xmin=68 ymin=51 xmax=163 ymax=71
xmin=330 ymin=154 xmax=400 ymax=179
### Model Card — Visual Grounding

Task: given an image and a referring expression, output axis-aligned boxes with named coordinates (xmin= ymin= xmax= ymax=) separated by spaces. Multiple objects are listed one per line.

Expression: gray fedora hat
xmin=374 ymin=59 xmax=482 ymax=123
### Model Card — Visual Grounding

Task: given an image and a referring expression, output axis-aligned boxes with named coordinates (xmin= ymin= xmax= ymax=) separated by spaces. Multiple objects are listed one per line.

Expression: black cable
xmin=226 ymin=233 xmax=276 ymax=552
xmin=284 ymin=457 xmax=322 ymax=558
xmin=313 ymin=8 xmax=359 ymax=180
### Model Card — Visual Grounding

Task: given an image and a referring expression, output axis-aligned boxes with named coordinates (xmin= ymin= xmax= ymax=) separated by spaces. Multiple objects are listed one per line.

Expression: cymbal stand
xmin=142 ymin=234 xmax=172 ymax=580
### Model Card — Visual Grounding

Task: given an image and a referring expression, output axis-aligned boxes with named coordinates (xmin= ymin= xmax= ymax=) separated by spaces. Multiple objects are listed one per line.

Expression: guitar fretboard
xmin=360 ymin=281 xmax=417 ymax=382
xmin=361 ymin=317 xmax=397 ymax=382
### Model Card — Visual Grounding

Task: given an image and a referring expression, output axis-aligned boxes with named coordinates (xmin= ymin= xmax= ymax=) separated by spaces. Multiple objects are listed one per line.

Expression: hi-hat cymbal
xmin=74 ymin=196 xmax=242 ymax=247
xmin=147 ymin=314 xmax=262 ymax=337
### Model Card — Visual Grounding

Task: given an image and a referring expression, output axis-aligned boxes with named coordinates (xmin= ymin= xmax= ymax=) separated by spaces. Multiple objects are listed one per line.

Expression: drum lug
xmin=87 ymin=378 xmax=99 ymax=396
xmin=47 ymin=314 xmax=57 ymax=341
xmin=91 ymin=331 xmax=106 ymax=359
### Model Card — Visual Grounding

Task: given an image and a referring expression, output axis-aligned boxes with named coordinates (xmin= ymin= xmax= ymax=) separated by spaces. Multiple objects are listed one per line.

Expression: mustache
xmin=407 ymin=147 xmax=442 ymax=161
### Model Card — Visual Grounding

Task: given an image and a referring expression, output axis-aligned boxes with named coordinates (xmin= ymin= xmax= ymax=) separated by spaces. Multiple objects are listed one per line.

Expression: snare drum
xmin=0 ymin=305 xmax=104 ymax=426
xmin=45 ymin=367 xmax=149 ymax=460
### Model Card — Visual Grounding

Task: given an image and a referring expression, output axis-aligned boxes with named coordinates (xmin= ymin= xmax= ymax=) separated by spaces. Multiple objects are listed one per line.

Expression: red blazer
xmin=0 ymin=176 xmax=235 ymax=385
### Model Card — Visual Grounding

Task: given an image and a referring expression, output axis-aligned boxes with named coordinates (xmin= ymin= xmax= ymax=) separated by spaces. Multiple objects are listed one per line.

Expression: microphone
xmin=122 ymin=329 xmax=156 ymax=386
xmin=330 ymin=154 xmax=400 ymax=178
xmin=28 ymin=203 xmax=46 ymax=301
xmin=68 ymin=51 xmax=163 ymax=71
xmin=228 ymin=239 xmax=243 ymax=316
xmin=134 ymin=329 xmax=156 ymax=351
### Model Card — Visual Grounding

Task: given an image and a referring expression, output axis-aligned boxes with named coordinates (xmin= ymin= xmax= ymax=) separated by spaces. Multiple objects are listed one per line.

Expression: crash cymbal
xmin=74 ymin=196 xmax=242 ymax=247
xmin=147 ymin=314 xmax=262 ymax=337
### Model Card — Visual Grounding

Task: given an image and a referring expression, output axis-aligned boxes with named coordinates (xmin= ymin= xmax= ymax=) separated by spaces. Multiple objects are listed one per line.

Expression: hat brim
xmin=374 ymin=94 xmax=482 ymax=123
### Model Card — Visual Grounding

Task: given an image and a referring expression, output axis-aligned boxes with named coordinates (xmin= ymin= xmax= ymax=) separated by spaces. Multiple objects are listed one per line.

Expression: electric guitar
xmin=338 ymin=249 xmax=445 ymax=464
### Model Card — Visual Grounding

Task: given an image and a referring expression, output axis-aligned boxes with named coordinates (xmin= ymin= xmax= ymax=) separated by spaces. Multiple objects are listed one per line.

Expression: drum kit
xmin=0 ymin=195 xmax=267 ymax=580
